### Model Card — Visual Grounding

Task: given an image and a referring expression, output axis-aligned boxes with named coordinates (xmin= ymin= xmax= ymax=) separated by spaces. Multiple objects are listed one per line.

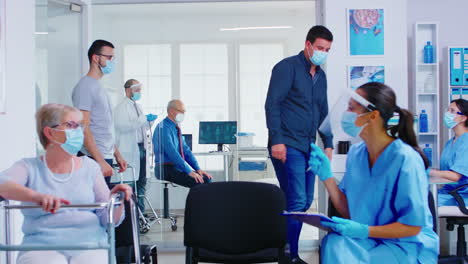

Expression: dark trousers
xmin=77 ymin=152 xmax=137 ymax=250
xmin=137 ymin=143 xmax=147 ymax=212
xmin=155 ymin=164 xmax=211 ymax=188
xmin=269 ymin=146 xmax=315 ymax=258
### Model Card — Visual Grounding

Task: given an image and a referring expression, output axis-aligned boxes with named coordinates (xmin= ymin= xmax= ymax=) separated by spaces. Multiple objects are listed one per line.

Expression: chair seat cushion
xmin=198 ymin=247 xmax=282 ymax=263
xmin=438 ymin=206 xmax=468 ymax=217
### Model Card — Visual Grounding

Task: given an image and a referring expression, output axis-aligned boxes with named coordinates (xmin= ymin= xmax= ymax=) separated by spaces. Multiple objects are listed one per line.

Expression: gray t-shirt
xmin=72 ymin=76 xmax=115 ymax=159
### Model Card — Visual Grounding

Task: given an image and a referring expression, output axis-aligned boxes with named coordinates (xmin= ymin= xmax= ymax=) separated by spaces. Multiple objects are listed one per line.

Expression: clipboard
xmin=281 ymin=211 xmax=337 ymax=231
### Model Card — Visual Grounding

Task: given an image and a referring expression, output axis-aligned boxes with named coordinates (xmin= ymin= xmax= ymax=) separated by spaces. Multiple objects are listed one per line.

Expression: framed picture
xmin=348 ymin=65 xmax=385 ymax=90
xmin=348 ymin=8 xmax=384 ymax=56
xmin=0 ymin=0 xmax=5 ymax=114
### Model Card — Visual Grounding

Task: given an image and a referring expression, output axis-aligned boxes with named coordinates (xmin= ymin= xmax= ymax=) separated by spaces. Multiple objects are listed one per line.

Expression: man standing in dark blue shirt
xmin=265 ymin=25 xmax=333 ymax=264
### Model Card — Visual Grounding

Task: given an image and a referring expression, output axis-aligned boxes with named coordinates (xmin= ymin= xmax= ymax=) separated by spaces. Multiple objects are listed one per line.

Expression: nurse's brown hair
xmin=357 ymin=82 xmax=429 ymax=169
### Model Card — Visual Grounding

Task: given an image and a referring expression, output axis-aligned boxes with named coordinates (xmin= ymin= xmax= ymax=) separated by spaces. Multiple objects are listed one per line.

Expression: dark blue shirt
xmin=153 ymin=117 xmax=200 ymax=174
xmin=265 ymin=51 xmax=333 ymax=153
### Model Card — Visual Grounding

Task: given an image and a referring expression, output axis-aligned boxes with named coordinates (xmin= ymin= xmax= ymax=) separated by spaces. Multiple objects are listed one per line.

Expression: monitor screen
xmin=199 ymin=121 xmax=237 ymax=145
xmin=182 ymin=134 xmax=192 ymax=151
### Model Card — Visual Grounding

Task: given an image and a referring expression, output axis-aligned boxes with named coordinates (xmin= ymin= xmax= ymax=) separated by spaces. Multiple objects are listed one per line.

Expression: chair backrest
xmin=184 ymin=181 xmax=286 ymax=254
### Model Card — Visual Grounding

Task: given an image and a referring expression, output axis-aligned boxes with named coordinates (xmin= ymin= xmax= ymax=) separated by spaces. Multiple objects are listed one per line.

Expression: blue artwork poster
xmin=349 ymin=9 xmax=384 ymax=56
xmin=349 ymin=66 xmax=385 ymax=90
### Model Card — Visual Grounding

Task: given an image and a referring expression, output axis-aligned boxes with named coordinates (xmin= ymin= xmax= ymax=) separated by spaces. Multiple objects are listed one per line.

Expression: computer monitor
xmin=199 ymin=121 xmax=237 ymax=151
xmin=182 ymin=134 xmax=192 ymax=151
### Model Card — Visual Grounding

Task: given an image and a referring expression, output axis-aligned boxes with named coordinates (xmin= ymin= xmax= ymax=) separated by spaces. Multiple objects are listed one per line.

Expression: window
xmin=239 ymin=44 xmax=284 ymax=147
xmin=180 ymin=44 xmax=228 ymax=170
xmin=124 ymin=44 xmax=172 ymax=116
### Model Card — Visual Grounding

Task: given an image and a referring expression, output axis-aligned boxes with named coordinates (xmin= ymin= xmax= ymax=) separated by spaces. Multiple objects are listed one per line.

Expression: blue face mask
xmin=131 ymin=92 xmax=141 ymax=101
xmin=444 ymin=112 xmax=459 ymax=129
xmin=310 ymin=50 xmax=328 ymax=66
xmin=53 ymin=127 xmax=84 ymax=155
xmin=100 ymin=60 xmax=115 ymax=75
xmin=341 ymin=111 xmax=367 ymax=137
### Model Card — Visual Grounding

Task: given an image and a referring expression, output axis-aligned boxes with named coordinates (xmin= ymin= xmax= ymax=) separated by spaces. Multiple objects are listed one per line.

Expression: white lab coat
xmin=114 ymin=97 xmax=149 ymax=182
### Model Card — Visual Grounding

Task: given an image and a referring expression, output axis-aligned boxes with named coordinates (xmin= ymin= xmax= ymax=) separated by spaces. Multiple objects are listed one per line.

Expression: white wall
xmin=0 ymin=0 xmax=36 ymax=263
xmin=407 ymin=0 xmax=468 ymax=144
xmin=407 ymin=0 xmax=468 ymax=256
xmin=322 ymin=0 xmax=408 ymax=109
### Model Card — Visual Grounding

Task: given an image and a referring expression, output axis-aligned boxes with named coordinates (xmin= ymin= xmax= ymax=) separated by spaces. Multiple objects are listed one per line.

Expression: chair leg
xmin=456 ymin=224 xmax=467 ymax=257
xmin=185 ymin=247 xmax=193 ymax=264
xmin=278 ymin=247 xmax=286 ymax=264
xmin=163 ymin=183 xmax=169 ymax=219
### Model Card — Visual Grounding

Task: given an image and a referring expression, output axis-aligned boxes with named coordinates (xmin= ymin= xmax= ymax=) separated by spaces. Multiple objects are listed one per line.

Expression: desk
xmin=234 ymin=147 xmax=270 ymax=181
xmin=193 ymin=151 xmax=232 ymax=182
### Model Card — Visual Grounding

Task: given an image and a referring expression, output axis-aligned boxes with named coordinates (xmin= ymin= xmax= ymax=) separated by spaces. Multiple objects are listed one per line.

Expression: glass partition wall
xmin=35 ymin=0 xmax=83 ymax=153
xmin=93 ymin=0 xmax=319 ymax=250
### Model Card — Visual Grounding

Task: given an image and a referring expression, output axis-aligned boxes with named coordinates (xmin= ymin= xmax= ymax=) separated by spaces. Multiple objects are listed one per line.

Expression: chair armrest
xmin=448 ymin=183 xmax=468 ymax=215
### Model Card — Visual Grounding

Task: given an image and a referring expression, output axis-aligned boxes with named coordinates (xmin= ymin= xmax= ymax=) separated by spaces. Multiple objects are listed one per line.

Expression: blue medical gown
xmin=438 ymin=132 xmax=468 ymax=206
xmin=321 ymin=139 xmax=439 ymax=263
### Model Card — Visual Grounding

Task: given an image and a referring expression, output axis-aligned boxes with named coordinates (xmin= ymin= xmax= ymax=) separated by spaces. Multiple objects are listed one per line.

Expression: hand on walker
xmin=33 ymin=193 xmax=70 ymax=214
xmin=115 ymin=156 xmax=128 ymax=173
xmin=111 ymin=184 xmax=133 ymax=201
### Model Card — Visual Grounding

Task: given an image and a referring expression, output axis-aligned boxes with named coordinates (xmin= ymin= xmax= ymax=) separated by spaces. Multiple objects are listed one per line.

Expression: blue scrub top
xmin=340 ymin=139 xmax=438 ymax=263
xmin=439 ymin=132 xmax=468 ymax=204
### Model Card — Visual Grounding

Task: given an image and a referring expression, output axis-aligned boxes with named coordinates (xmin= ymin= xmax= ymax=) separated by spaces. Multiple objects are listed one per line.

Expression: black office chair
xmin=184 ymin=181 xmax=287 ymax=264
xmin=438 ymin=184 xmax=468 ymax=264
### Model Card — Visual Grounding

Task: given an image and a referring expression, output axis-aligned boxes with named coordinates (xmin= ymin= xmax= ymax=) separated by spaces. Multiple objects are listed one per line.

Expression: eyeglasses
xmin=447 ymin=108 xmax=463 ymax=115
xmin=97 ymin=54 xmax=115 ymax=61
xmin=51 ymin=121 xmax=85 ymax=130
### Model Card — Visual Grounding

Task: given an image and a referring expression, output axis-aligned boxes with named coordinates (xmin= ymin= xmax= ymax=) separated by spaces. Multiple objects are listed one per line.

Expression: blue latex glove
xmin=308 ymin=143 xmax=333 ymax=181
xmin=321 ymin=216 xmax=369 ymax=239
xmin=146 ymin=114 xmax=157 ymax=122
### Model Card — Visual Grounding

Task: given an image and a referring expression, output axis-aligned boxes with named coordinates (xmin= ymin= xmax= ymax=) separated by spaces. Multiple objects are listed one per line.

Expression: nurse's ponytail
xmin=357 ymin=82 xmax=429 ymax=169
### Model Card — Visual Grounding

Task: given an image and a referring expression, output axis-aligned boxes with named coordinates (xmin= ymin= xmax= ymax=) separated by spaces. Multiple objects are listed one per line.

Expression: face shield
xmin=130 ymin=83 xmax=142 ymax=92
xmin=319 ymin=91 xmax=376 ymax=146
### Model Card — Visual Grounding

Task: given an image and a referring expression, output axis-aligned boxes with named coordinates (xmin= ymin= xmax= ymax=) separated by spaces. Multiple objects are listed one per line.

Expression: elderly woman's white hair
xmin=35 ymin=103 xmax=82 ymax=148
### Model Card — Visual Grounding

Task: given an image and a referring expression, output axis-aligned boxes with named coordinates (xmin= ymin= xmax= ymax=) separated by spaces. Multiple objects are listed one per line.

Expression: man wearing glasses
xmin=153 ymin=99 xmax=212 ymax=187
xmin=72 ymin=39 xmax=127 ymax=184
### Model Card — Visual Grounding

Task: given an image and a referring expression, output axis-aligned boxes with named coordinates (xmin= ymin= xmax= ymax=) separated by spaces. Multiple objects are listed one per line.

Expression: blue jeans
xmin=270 ymin=146 xmax=315 ymax=258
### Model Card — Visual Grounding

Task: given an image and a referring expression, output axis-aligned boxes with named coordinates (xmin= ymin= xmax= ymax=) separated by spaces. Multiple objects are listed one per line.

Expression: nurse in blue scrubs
xmin=310 ymin=83 xmax=439 ymax=263
xmin=428 ymin=99 xmax=468 ymax=206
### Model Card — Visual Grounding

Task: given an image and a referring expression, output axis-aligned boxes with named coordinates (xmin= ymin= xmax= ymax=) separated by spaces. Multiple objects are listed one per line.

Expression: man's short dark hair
xmin=306 ymin=25 xmax=333 ymax=44
xmin=87 ymin=39 xmax=115 ymax=63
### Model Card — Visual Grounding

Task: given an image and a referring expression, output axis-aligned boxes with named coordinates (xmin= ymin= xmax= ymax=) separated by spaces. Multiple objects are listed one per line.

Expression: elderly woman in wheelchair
xmin=0 ymin=103 xmax=132 ymax=264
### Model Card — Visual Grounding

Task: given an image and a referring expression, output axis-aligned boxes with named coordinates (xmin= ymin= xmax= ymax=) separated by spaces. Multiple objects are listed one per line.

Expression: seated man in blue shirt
xmin=153 ymin=99 xmax=212 ymax=187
